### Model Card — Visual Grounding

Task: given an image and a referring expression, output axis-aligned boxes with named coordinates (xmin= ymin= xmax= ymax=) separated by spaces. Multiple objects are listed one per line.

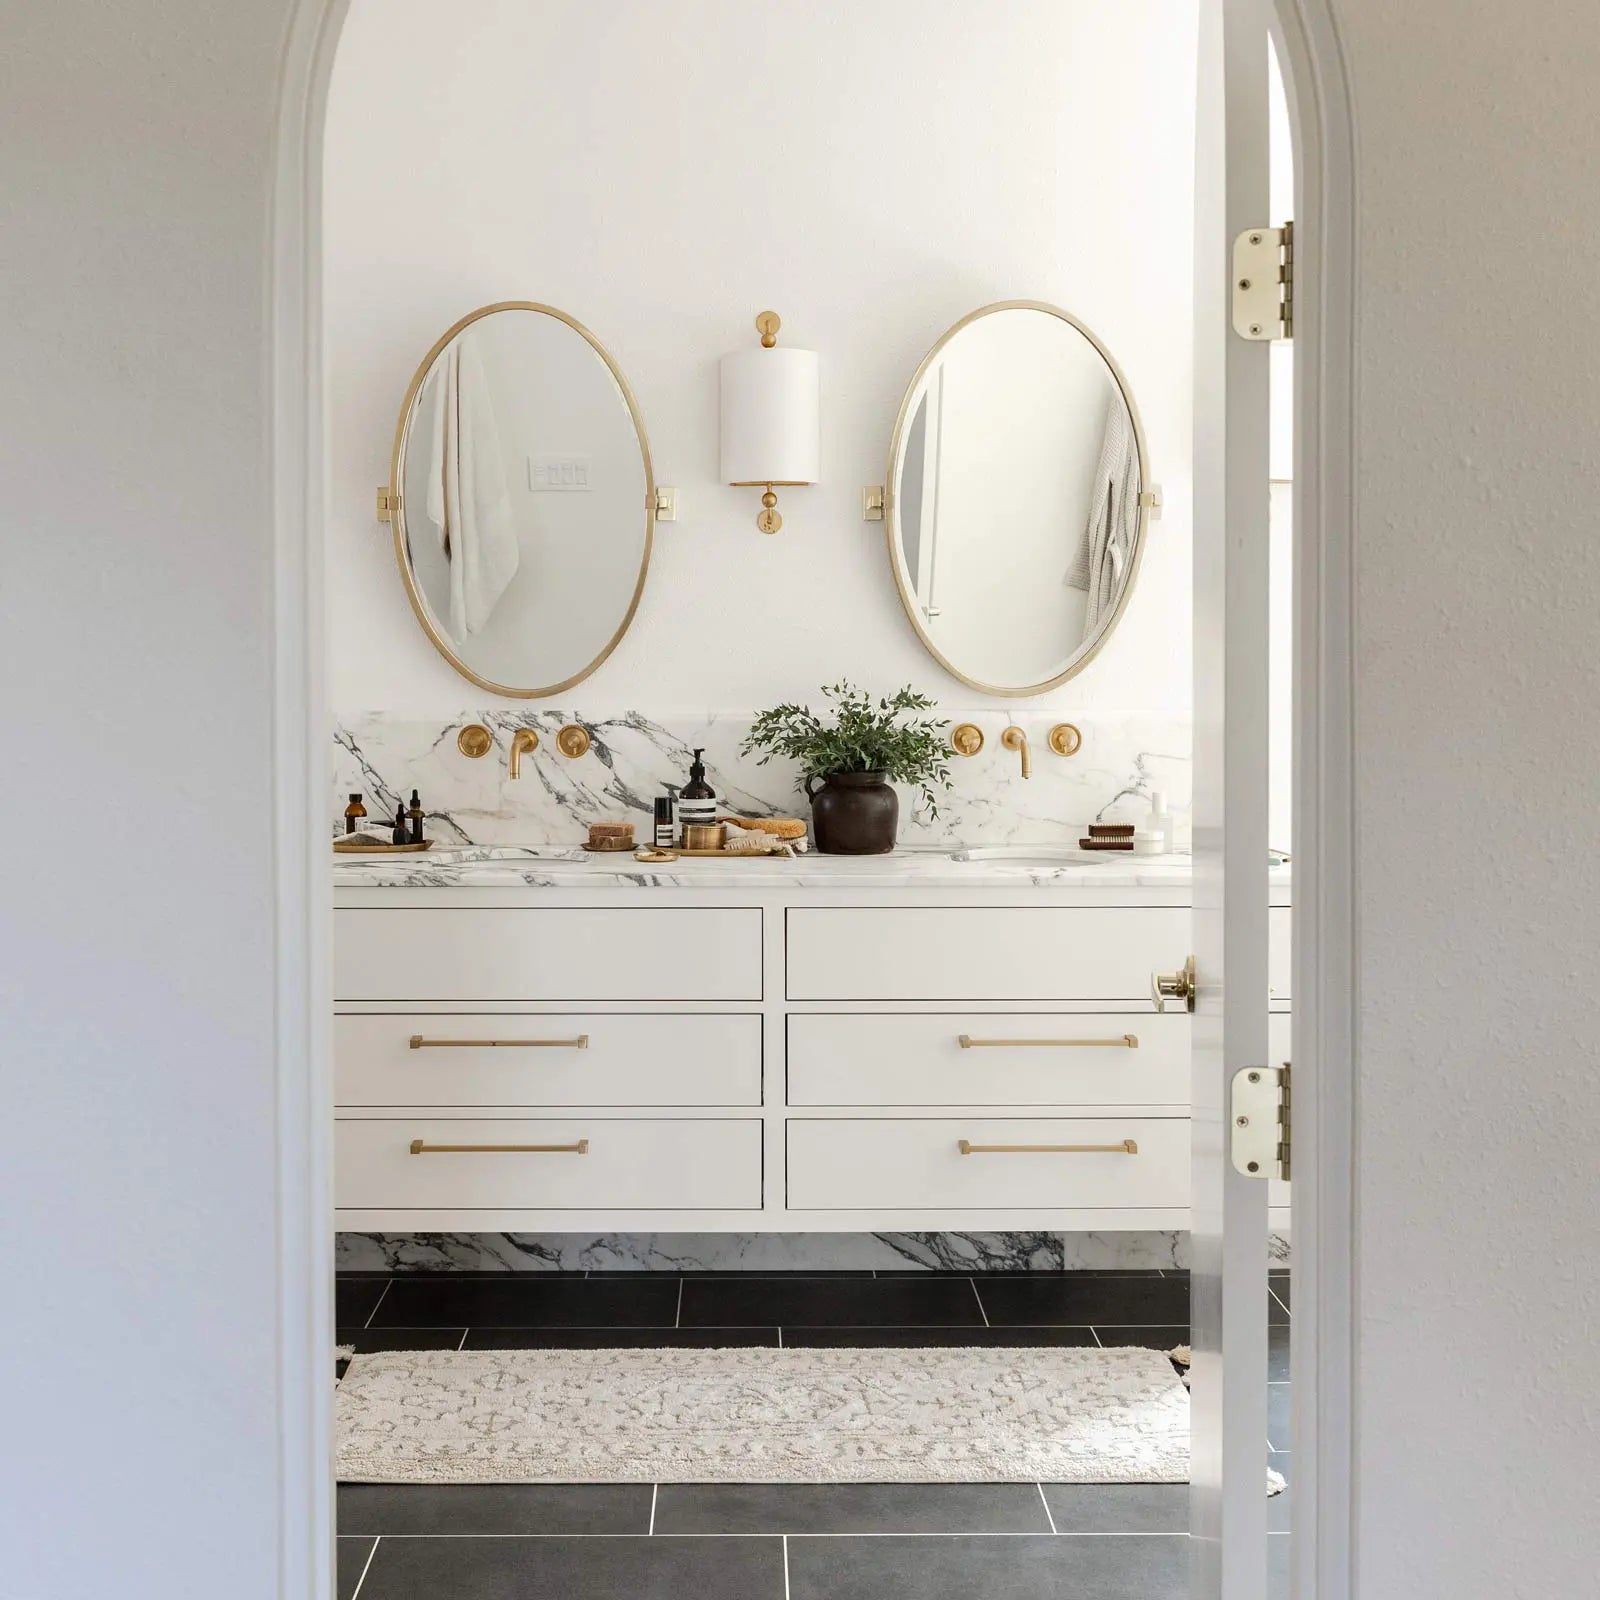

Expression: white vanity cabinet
xmin=333 ymin=860 xmax=1292 ymax=1231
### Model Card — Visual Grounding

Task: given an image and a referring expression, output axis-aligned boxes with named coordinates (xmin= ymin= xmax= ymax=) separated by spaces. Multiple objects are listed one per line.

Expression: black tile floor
xmin=336 ymin=1267 xmax=1291 ymax=1600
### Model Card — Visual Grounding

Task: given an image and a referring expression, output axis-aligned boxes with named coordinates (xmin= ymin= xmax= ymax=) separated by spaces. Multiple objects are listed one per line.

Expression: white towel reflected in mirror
xmin=422 ymin=329 xmax=520 ymax=639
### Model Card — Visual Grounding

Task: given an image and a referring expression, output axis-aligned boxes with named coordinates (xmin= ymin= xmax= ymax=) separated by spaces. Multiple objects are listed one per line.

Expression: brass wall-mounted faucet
xmin=508 ymin=728 xmax=539 ymax=778
xmin=1001 ymin=726 xmax=1031 ymax=780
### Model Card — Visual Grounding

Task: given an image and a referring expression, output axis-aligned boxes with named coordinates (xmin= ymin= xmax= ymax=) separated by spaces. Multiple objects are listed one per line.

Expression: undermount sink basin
xmin=423 ymin=844 xmax=587 ymax=863
xmin=949 ymin=845 xmax=1092 ymax=863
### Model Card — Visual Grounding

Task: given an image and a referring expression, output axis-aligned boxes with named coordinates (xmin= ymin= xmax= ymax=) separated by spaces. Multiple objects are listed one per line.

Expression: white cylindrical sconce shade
xmin=719 ymin=347 xmax=820 ymax=486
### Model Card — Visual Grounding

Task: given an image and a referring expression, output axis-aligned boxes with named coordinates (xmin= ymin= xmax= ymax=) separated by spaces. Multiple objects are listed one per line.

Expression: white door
xmin=1189 ymin=1 xmax=1280 ymax=1596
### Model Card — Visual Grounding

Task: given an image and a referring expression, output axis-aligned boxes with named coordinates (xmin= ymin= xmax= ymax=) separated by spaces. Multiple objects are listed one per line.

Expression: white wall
xmin=324 ymin=0 xmax=1198 ymax=717
xmin=1 ymin=4 xmax=304 ymax=1597
xmin=8 ymin=2 xmax=1600 ymax=1596
xmin=1331 ymin=2 xmax=1600 ymax=1592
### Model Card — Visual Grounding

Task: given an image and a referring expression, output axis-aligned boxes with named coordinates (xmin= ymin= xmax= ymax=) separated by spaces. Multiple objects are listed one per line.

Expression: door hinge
xmin=376 ymin=486 xmax=399 ymax=522
xmin=1231 ymin=1062 xmax=1291 ymax=1181
xmin=1232 ymin=221 xmax=1293 ymax=341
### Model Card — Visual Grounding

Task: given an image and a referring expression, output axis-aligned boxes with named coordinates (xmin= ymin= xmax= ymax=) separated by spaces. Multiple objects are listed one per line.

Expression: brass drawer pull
xmin=408 ymin=1138 xmax=590 ymax=1155
xmin=957 ymin=1138 xmax=1138 ymax=1156
xmin=958 ymin=1033 xmax=1138 ymax=1049
xmin=408 ymin=1034 xmax=589 ymax=1050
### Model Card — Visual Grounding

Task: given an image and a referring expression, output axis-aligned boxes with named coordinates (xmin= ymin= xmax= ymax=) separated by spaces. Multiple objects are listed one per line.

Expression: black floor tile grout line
xmin=333 ymin=1530 xmax=1194 ymax=1541
xmin=349 ymin=1534 xmax=379 ymax=1598
xmin=968 ymin=1279 xmax=991 ymax=1327
xmin=361 ymin=1280 xmax=392 ymax=1330
xmin=1035 ymin=1483 xmax=1059 ymax=1534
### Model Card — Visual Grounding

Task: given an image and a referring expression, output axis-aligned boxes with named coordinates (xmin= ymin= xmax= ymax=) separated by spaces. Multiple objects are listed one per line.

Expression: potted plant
xmin=742 ymin=683 xmax=952 ymax=854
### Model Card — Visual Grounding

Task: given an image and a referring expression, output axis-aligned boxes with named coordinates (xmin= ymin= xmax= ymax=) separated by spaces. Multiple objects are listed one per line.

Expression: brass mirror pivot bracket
xmin=457 ymin=723 xmax=493 ymax=759
xmin=556 ymin=724 xmax=591 ymax=759
xmin=1048 ymin=723 xmax=1083 ymax=757
xmin=652 ymin=486 xmax=678 ymax=522
xmin=951 ymin=723 xmax=984 ymax=757
xmin=376 ymin=486 xmax=399 ymax=522
xmin=508 ymin=727 xmax=539 ymax=778
xmin=862 ymin=486 xmax=885 ymax=522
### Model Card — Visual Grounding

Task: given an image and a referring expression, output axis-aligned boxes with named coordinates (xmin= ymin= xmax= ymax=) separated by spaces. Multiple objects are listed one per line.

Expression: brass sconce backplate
xmin=556 ymin=724 xmax=592 ymax=759
xmin=951 ymin=723 xmax=985 ymax=757
xmin=457 ymin=723 xmax=493 ymax=759
xmin=1048 ymin=723 xmax=1083 ymax=757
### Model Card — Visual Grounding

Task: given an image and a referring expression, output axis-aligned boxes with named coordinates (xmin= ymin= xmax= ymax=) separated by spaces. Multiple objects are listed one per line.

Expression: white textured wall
xmin=6 ymin=2 xmax=1600 ymax=1595
xmin=324 ymin=0 xmax=1198 ymax=716
xmin=1331 ymin=0 xmax=1600 ymax=1592
xmin=0 ymin=3 xmax=301 ymax=1597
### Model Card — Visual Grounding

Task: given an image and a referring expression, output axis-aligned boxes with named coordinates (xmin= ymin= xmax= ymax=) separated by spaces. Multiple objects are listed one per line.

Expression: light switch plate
xmin=528 ymin=454 xmax=593 ymax=491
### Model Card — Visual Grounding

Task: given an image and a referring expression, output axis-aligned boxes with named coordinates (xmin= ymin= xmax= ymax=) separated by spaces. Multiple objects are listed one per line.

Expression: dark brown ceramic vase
xmin=805 ymin=770 xmax=898 ymax=855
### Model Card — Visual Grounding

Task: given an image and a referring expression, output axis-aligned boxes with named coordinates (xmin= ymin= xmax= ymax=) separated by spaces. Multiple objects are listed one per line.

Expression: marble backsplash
xmin=336 ymin=1231 xmax=1290 ymax=1271
xmin=333 ymin=708 xmax=1191 ymax=847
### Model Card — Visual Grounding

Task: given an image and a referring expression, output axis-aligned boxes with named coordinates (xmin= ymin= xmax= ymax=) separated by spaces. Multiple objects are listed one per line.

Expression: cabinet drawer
xmin=336 ymin=1117 xmax=762 ymax=1210
xmin=336 ymin=1014 xmax=761 ymax=1107
xmin=786 ymin=907 xmax=1188 ymax=1001
xmin=787 ymin=1013 xmax=1188 ymax=1107
xmin=335 ymin=908 xmax=762 ymax=1001
xmin=786 ymin=1117 xmax=1188 ymax=1210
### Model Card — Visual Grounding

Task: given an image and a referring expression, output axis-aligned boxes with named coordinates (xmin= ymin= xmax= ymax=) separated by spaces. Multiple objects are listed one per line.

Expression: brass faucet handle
xmin=1048 ymin=722 xmax=1083 ymax=758
xmin=950 ymin=723 xmax=984 ymax=757
xmin=1000 ymin=725 xmax=1031 ymax=780
xmin=555 ymin=724 xmax=591 ymax=759
xmin=457 ymin=723 xmax=493 ymax=759
xmin=508 ymin=727 xmax=539 ymax=778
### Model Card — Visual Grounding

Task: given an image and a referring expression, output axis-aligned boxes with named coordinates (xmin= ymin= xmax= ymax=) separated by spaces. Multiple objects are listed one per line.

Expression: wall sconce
xmin=719 ymin=310 xmax=819 ymax=534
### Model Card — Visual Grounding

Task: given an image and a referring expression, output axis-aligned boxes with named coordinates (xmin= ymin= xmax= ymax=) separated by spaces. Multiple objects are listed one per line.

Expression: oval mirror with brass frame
xmin=385 ymin=301 xmax=656 ymax=698
xmin=883 ymin=300 xmax=1153 ymax=697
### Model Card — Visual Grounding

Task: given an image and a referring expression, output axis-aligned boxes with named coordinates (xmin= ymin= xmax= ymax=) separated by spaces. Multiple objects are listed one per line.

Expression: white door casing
xmin=264 ymin=2 xmax=1358 ymax=1596
xmin=1191 ymin=1 xmax=1274 ymax=1597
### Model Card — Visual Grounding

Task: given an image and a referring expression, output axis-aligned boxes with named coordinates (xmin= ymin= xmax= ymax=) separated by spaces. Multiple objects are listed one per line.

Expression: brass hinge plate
xmin=1232 ymin=222 xmax=1293 ymax=340
xmin=1231 ymin=1062 xmax=1291 ymax=1181
xmin=376 ymin=486 xmax=399 ymax=522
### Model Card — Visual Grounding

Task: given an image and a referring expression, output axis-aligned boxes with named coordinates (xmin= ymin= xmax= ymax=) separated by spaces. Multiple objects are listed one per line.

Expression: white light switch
xmin=528 ymin=454 xmax=593 ymax=492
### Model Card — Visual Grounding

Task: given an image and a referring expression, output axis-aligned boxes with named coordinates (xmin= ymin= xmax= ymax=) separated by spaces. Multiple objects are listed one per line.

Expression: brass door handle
xmin=1151 ymin=956 xmax=1196 ymax=1013
xmin=957 ymin=1139 xmax=1138 ymax=1156
xmin=408 ymin=1034 xmax=589 ymax=1050
xmin=408 ymin=1138 xmax=589 ymax=1155
xmin=958 ymin=1034 xmax=1138 ymax=1050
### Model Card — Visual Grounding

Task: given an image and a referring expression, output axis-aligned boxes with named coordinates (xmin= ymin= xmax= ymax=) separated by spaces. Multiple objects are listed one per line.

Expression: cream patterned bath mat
xmin=336 ymin=1345 xmax=1189 ymax=1484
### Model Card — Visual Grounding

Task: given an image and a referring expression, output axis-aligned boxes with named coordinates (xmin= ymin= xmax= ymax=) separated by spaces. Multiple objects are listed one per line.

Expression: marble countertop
xmin=330 ymin=842 xmax=1274 ymax=891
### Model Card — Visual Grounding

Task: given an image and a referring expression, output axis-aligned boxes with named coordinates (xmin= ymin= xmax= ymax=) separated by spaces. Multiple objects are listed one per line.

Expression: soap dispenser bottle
xmin=1148 ymin=790 xmax=1172 ymax=854
xmin=677 ymin=748 xmax=717 ymax=835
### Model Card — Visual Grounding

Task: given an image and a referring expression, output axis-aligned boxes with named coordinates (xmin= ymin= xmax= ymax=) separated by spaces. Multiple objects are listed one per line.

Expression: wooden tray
xmin=333 ymin=839 xmax=433 ymax=855
xmin=671 ymin=846 xmax=796 ymax=858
